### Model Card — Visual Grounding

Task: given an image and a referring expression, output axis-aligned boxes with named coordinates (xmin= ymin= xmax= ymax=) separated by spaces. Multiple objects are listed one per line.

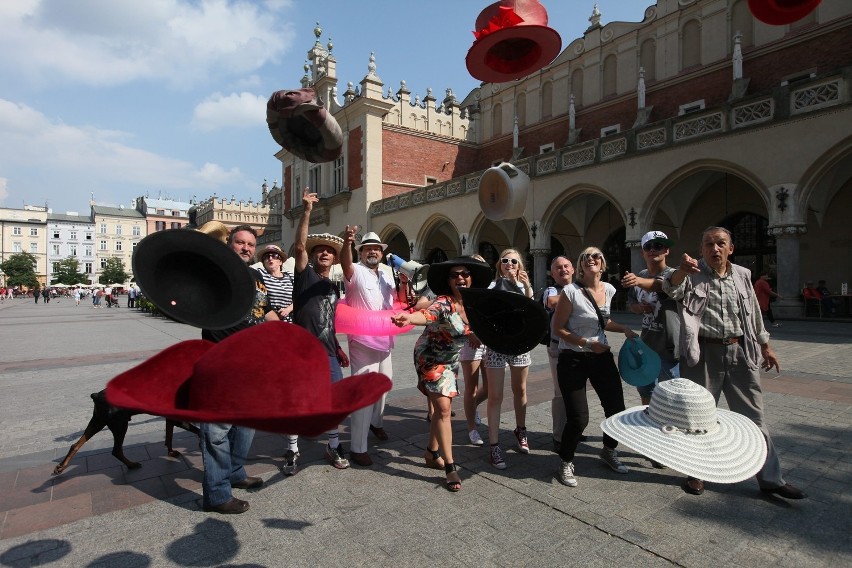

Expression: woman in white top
xmin=550 ymin=247 xmax=637 ymax=487
xmin=483 ymin=248 xmax=534 ymax=470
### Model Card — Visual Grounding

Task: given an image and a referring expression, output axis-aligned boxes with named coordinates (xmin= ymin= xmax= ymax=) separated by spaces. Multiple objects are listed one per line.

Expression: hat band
xmin=645 ymin=409 xmax=720 ymax=435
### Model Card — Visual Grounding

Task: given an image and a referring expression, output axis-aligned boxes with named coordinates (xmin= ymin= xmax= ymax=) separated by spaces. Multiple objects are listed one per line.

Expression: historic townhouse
xmin=0 ymin=206 xmax=48 ymax=287
xmin=47 ymin=213 xmax=97 ymax=284
xmin=90 ymin=205 xmax=145 ymax=284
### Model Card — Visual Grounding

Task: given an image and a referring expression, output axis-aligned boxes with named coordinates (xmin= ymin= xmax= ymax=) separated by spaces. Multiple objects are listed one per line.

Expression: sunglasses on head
xmin=500 ymin=258 xmax=519 ymax=265
xmin=263 ymin=252 xmax=282 ymax=260
xmin=449 ymin=270 xmax=471 ymax=279
xmin=642 ymin=242 xmax=667 ymax=252
xmin=583 ymin=252 xmax=603 ymax=262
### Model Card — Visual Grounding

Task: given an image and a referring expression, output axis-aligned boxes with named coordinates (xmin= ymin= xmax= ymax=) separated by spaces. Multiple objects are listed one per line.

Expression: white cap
xmin=640 ymin=230 xmax=674 ymax=248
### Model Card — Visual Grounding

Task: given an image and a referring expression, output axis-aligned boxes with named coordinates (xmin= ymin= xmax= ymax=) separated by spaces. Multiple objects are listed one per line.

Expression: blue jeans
xmin=200 ymin=422 xmax=255 ymax=507
xmin=636 ymin=357 xmax=680 ymax=400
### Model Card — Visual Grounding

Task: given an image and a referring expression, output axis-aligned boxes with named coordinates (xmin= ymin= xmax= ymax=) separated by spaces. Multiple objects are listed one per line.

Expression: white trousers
xmin=348 ymin=341 xmax=392 ymax=453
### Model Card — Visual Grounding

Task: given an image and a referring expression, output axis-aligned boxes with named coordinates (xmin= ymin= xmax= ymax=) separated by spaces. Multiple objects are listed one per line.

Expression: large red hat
xmin=466 ymin=0 xmax=562 ymax=83
xmin=267 ymin=88 xmax=344 ymax=164
xmin=105 ymin=322 xmax=391 ymax=436
xmin=748 ymin=0 xmax=821 ymax=25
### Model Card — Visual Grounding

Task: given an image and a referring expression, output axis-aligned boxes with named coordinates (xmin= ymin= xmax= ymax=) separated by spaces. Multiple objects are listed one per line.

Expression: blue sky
xmin=0 ymin=0 xmax=648 ymax=214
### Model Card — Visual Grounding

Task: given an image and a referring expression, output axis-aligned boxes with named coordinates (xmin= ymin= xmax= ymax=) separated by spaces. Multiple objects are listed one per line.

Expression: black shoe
xmin=369 ymin=425 xmax=389 ymax=441
xmin=230 ymin=476 xmax=263 ymax=490
xmin=203 ymin=497 xmax=249 ymax=514
xmin=761 ymin=483 xmax=807 ymax=500
xmin=682 ymin=477 xmax=704 ymax=495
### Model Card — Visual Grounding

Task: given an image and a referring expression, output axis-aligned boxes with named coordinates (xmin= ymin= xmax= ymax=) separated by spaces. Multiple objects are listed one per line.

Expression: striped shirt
xmin=258 ymin=267 xmax=294 ymax=322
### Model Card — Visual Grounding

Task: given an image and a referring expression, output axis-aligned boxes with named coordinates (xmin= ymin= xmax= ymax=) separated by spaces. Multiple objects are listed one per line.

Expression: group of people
xmin=177 ymin=205 xmax=807 ymax=512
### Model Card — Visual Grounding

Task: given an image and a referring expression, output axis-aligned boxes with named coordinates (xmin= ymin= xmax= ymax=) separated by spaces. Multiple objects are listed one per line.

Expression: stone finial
xmin=367 ymin=51 xmax=378 ymax=78
xmin=589 ymin=3 xmax=601 ymax=28
xmin=638 ymin=66 xmax=646 ymax=109
xmin=733 ymin=32 xmax=743 ymax=81
xmin=327 ymin=37 xmax=333 ymax=54
xmin=313 ymin=22 xmax=322 ymax=44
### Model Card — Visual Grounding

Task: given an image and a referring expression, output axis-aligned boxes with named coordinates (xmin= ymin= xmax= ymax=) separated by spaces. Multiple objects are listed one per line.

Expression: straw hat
xmin=305 ymin=233 xmax=344 ymax=256
xmin=600 ymin=379 xmax=768 ymax=483
xmin=355 ymin=232 xmax=388 ymax=252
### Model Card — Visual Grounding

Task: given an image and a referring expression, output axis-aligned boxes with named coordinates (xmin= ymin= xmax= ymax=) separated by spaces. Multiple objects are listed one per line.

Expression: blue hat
xmin=618 ymin=338 xmax=662 ymax=386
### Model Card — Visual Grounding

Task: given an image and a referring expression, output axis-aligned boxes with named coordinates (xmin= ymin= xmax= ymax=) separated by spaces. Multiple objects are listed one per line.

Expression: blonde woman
xmin=550 ymin=247 xmax=637 ymax=487
xmin=483 ymin=248 xmax=534 ymax=469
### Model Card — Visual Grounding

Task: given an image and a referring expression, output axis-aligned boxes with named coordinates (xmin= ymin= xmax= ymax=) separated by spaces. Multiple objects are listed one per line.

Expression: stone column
xmin=530 ymin=248 xmax=550 ymax=293
xmin=769 ymin=225 xmax=806 ymax=318
xmin=625 ymin=238 xmax=643 ymax=274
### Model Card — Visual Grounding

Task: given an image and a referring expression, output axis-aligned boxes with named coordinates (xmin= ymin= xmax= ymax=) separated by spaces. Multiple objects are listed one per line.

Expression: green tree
xmin=99 ymin=257 xmax=129 ymax=285
xmin=52 ymin=257 xmax=89 ymax=285
xmin=0 ymin=252 xmax=39 ymax=288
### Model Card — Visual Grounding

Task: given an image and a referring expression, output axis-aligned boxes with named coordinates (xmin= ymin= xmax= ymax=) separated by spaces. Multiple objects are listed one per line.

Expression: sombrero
xmin=426 ymin=256 xmax=493 ymax=296
xmin=466 ymin=0 xmax=562 ymax=83
xmin=600 ymin=379 xmax=768 ymax=483
xmin=460 ymin=287 xmax=549 ymax=356
xmin=132 ymin=229 xmax=255 ymax=330
xmin=305 ymin=233 xmax=344 ymax=256
xmin=748 ymin=0 xmax=821 ymax=26
xmin=267 ymin=88 xmax=343 ymax=164
xmin=105 ymin=322 xmax=392 ymax=436
xmin=618 ymin=337 xmax=662 ymax=387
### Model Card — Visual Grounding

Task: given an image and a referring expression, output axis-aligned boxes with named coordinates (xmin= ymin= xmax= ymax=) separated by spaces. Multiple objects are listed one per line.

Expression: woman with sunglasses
xmin=483 ymin=248 xmax=534 ymax=470
xmin=550 ymin=247 xmax=638 ymax=487
xmin=391 ymin=256 xmax=492 ymax=491
xmin=257 ymin=244 xmax=294 ymax=323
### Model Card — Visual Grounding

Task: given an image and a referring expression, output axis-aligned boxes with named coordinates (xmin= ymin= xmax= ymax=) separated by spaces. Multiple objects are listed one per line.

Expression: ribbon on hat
xmin=473 ymin=6 xmax=524 ymax=40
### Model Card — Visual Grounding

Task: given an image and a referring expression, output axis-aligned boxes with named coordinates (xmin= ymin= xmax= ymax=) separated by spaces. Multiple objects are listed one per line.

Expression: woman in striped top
xmin=258 ymin=244 xmax=294 ymax=322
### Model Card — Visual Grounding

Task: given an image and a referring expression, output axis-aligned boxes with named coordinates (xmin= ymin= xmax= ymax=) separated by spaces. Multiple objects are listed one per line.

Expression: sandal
xmin=424 ymin=448 xmax=445 ymax=470
xmin=445 ymin=463 xmax=461 ymax=492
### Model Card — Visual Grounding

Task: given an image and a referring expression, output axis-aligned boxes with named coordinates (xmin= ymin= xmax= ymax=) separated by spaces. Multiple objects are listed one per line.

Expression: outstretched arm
xmin=294 ymin=188 xmax=318 ymax=273
xmin=340 ymin=224 xmax=357 ymax=281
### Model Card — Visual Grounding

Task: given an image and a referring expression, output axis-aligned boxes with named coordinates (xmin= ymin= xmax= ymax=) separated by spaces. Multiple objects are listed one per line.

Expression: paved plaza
xmin=0 ymin=296 xmax=850 ymax=567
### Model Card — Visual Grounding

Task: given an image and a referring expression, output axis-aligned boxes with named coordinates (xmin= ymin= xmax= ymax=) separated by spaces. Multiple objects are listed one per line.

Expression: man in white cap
xmin=340 ymin=227 xmax=409 ymax=466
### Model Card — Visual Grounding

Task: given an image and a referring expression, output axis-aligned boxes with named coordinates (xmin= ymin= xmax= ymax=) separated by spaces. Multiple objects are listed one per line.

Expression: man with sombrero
xmin=292 ymin=188 xmax=351 ymax=470
xmin=340 ymin=228 xmax=409 ymax=466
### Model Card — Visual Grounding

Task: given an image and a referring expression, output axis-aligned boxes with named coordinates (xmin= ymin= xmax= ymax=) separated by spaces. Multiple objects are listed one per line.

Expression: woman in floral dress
xmin=391 ymin=256 xmax=491 ymax=491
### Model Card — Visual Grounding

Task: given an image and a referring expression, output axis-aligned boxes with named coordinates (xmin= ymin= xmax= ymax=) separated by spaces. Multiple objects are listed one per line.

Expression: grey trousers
xmin=681 ymin=341 xmax=785 ymax=488
xmin=547 ymin=344 xmax=567 ymax=442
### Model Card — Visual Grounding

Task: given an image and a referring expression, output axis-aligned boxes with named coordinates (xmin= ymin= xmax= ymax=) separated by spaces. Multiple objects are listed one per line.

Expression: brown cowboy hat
xmin=267 ymin=88 xmax=344 ymax=164
xmin=105 ymin=322 xmax=391 ymax=435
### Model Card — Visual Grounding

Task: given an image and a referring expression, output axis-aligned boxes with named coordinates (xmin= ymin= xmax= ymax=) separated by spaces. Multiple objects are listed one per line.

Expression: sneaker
xmin=468 ymin=429 xmax=484 ymax=446
xmin=514 ymin=427 xmax=529 ymax=454
xmin=490 ymin=444 xmax=507 ymax=470
xmin=600 ymin=447 xmax=629 ymax=474
xmin=326 ymin=444 xmax=350 ymax=469
xmin=557 ymin=460 xmax=577 ymax=487
xmin=282 ymin=450 xmax=299 ymax=476
xmin=474 ymin=410 xmax=482 ymax=426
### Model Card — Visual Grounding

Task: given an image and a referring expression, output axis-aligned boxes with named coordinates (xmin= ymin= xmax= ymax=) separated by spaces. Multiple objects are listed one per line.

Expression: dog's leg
xmin=53 ymin=414 xmax=108 ymax=475
xmin=165 ymin=420 xmax=201 ymax=457
xmin=108 ymin=412 xmax=141 ymax=470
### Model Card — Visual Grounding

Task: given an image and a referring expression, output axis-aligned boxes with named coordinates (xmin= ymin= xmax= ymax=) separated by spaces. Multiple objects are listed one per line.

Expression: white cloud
xmin=192 ymin=92 xmax=267 ymax=131
xmin=0 ymin=0 xmax=297 ymax=89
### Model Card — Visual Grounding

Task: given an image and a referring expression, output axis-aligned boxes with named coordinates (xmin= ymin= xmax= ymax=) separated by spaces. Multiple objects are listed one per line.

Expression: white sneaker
xmin=474 ymin=410 xmax=482 ymax=426
xmin=600 ymin=447 xmax=629 ymax=474
xmin=557 ymin=460 xmax=577 ymax=487
xmin=468 ymin=429 xmax=484 ymax=446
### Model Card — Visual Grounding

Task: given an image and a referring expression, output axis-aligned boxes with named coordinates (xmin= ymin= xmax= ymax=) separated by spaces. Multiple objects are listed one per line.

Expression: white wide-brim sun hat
xmin=600 ymin=378 xmax=768 ymax=483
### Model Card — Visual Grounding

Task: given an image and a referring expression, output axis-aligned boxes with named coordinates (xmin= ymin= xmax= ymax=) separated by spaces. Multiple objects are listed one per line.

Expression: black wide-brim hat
xmin=132 ymin=229 xmax=255 ymax=330
xmin=426 ymin=256 xmax=493 ymax=296
xmin=460 ymin=288 xmax=549 ymax=356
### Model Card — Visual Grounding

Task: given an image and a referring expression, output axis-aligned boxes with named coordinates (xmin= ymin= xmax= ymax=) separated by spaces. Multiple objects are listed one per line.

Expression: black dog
xmin=53 ymin=390 xmax=200 ymax=475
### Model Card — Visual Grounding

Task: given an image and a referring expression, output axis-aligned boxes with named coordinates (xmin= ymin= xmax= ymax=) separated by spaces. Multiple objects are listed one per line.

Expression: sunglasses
xmin=263 ymin=252 xmax=282 ymax=260
xmin=642 ymin=242 xmax=667 ymax=252
xmin=500 ymin=258 xmax=519 ymax=265
xmin=582 ymin=252 xmax=603 ymax=262
xmin=449 ymin=270 xmax=471 ymax=279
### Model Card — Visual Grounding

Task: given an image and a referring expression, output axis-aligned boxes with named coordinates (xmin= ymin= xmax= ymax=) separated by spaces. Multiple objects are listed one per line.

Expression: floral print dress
xmin=412 ymin=295 xmax=470 ymax=398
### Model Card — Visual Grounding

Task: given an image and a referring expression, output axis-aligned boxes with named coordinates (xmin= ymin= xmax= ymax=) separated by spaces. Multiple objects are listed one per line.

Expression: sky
xmin=0 ymin=0 xmax=649 ymax=215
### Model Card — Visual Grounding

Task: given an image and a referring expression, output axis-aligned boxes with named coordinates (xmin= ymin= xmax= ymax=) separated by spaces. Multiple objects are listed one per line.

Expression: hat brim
xmin=106 ymin=331 xmax=392 ymax=437
xmin=466 ymin=25 xmax=562 ymax=83
xmin=132 ymin=230 xmax=255 ymax=330
xmin=601 ymin=405 xmax=767 ymax=483
xmin=618 ymin=338 xmax=662 ymax=386
xmin=748 ymin=0 xmax=821 ymax=25
xmin=305 ymin=235 xmax=343 ymax=257
xmin=645 ymin=238 xmax=674 ymax=247
xmin=426 ymin=257 xmax=493 ymax=296
xmin=355 ymin=243 xmax=388 ymax=252
xmin=460 ymin=288 xmax=548 ymax=356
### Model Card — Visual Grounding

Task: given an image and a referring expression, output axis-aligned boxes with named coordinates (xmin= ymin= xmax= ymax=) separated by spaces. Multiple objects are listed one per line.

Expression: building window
xmin=601 ymin=124 xmax=621 ymax=137
xmin=115 ymin=241 xmax=123 ymax=252
xmin=70 ymin=231 xmax=77 ymax=240
xmin=425 ymin=176 xmax=438 ymax=186
xmin=541 ymin=81 xmax=553 ymax=119
xmin=571 ymin=68 xmax=584 ymax=107
xmin=678 ymin=100 xmax=705 ymax=115
xmin=85 ymin=262 xmax=93 ymax=273
xmin=13 ymin=227 xmax=21 ymax=236
xmin=52 ymin=244 xmax=60 ymax=255
xmin=309 ymin=165 xmax=322 ymax=196
xmin=132 ymin=226 xmax=141 ymax=236
xmin=13 ymin=242 xmax=22 ymax=252
xmin=155 ymin=221 xmax=166 ymax=231
xmin=681 ymin=20 xmax=701 ymax=69
xmin=132 ymin=242 xmax=138 ymax=252
xmin=492 ymin=103 xmax=503 ymax=137
xmin=70 ymin=245 xmax=77 ymax=256
xmin=100 ymin=258 xmax=107 ymax=269
xmin=603 ymin=54 xmax=618 ymax=97
xmin=53 ymin=262 xmax=61 ymax=274
xmin=85 ymin=246 xmax=92 ymax=256
xmin=171 ymin=222 xmax=181 ymax=229
xmin=53 ymin=230 xmax=60 ymax=239
xmin=100 ymin=223 xmax=107 ymax=234
xmin=30 ymin=228 xmax=38 ymax=237
xmin=86 ymin=233 xmax=92 ymax=240
xmin=539 ymin=143 xmax=555 ymax=154
xmin=332 ymin=155 xmax=345 ymax=194
xmin=99 ymin=240 xmax=107 ymax=251
xmin=157 ymin=209 xmax=165 ymax=215
xmin=640 ymin=38 xmax=656 ymax=82
xmin=30 ymin=243 xmax=38 ymax=253
xmin=172 ymin=210 xmax=179 ymax=216
xmin=115 ymin=225 xmax=122 ymax=236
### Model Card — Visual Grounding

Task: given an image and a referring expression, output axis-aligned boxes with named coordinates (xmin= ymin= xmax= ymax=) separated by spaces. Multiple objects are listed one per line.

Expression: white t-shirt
xmin=344 ymin=262 xmax=396 ymax=352
xmin=556 ymin=282 xmax=615 ymax=352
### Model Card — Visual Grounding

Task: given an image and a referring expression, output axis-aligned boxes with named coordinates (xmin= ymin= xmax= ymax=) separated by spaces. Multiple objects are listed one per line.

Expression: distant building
xmin=0 ymin=205 xmax=49 ymax=287
xmin=47 ymin=212 xmax=96 ymax=284
xmin=194 ymin=183 xmax=275 ymax=239
xmin=134 ymin=197 xmax=193 ymax=235
xmin=90 ymin=204 xmax=145 ymax=284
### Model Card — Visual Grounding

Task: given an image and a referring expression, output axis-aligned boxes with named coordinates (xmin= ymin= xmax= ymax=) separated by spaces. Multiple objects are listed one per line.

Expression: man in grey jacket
xmin=663 ymin=226 xmax=805 ymax=500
